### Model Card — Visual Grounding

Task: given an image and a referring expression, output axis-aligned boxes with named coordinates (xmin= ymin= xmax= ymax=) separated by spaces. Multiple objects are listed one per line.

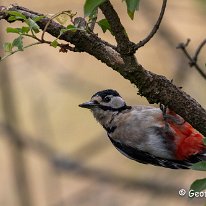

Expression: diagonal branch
xmin=135 ymin=0 xmax=167 ymax=50
xmin=193 ymin=39 xmax=206 ymax=63
xmin=3 ymin=5 xmax=121 ymax=67
xmin=1 ymin=4 xmax=206 ymax=137
xmin=99 ymin=0 xmax=135 ymax=54
xmin=177 ymin=39 xmax=206 ymax=79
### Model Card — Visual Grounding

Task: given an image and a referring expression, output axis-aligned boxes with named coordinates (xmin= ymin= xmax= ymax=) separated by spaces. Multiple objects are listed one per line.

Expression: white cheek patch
xmin=110 ymin=97 xmax=125 ymax=108
xmin=93 ymin=95 xmax=125 ymax=109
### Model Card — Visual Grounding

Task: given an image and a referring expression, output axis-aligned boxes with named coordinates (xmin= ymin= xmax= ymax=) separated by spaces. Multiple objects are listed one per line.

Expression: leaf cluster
xmin=84 ymin=0 xmax=140 ymax=34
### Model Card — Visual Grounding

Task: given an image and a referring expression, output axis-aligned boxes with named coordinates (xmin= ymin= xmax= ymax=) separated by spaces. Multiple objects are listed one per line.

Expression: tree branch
xmin=193 ymin=39 xmax=206 ymax=62
xmin=4 ymin=5 xmax=121 ymax=66
xmin=177 ymin=39 xmax=206 ymax=79
xmin=135 ymin=0 xmax=167 ymax=50
xmin=99 ymin=0 xmax=135 ymax=54
xmin=1 ymin=4 xmax=206 ymax=136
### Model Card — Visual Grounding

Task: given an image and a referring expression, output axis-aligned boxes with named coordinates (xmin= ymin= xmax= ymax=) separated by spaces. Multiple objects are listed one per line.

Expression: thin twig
xmin=177 ymin=39 xmax=206 ymax=79
xmin=41 ymin=11 xmax=66 ymax=41
xmin=88 ymin=11 xmax=98 ymax=32
xmin=135 ymin=0 xmax=167 ymax=50
xmin=193 ymin=38 xmax=206 ymax=62
xmin=0 ymin=42 xmax=42 ymax=62
xmin=99 ymin=0 xmax=135 ymax=54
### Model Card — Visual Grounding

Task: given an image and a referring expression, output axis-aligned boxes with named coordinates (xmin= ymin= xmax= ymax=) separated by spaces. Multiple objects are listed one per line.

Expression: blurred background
xmin=0 ymin=0 xmax=206 ymax=206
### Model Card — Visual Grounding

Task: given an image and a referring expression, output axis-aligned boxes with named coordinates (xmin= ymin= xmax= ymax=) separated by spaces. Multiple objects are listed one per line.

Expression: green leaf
xmin=97 ymin=19 xmax=113 ymax=35
xmin=3 ymin=42 xmax=13 ymax=53
xmin=84 ymin=0 xmax=106 ymax=17
xmin=12 ymin=36 xmax=24 ymax=51
xmin=67 ymin=25 xmax=76 ymax=29
xmin=89 ymin=7 xmax=98 ymax=20
xmin=50 ymin=40 xmax=58 ymax=48
xmin=191 ymin=161 xmax=206 ymax=171
xmin=124 ymin=0 xmax=140 ymax=20
xmin=203 ymin=137 xmax=206 ymax=145
xmin=60 ymin=29 xmax=68 ymax=36
xmin=32 ymin=15 xmax=45 ymax=22
xmin=6 ymin=11 xmax=26 ymax=20
xmin=67 ymin=24 xmax=77 ymax=31
xmin=8 ymin=16 xmax=17 ymax=21
xmin=21 ymin=27 xmax=30 ymax=34
xmin=190 ymin=178 xmax=206 ymax=192
xmin=6 ymin=27 xmax=20 ymax=34
xmin=60 ymin=25 xmax=77 ymax=36
xmin=6 ymin=27 xmax=30 ymax=34
xmin=26 ymin=18 xmax=40 ymax=33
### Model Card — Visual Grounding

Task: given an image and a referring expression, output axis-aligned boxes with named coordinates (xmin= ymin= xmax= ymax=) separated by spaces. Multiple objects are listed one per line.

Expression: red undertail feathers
xmin=167 ymin=110 xmax=205 ymax=160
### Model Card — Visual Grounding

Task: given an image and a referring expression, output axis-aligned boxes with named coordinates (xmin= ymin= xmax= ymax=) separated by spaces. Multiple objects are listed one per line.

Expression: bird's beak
xmin=79 ymin=101 xmax=99 ymax=109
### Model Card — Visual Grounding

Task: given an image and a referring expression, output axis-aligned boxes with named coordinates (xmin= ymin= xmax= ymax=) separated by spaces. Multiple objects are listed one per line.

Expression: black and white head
xmin=79 ymin=89 xmax=131 ymax=124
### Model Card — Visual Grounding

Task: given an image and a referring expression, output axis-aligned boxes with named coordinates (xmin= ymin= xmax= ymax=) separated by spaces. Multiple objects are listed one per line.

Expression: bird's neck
xmin=92 ymin=109 xmax=117 ymax=128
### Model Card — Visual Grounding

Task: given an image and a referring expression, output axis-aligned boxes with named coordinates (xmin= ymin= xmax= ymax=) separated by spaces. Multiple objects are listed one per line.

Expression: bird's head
xmin=79 ymin=89 xmax=128 ymax=111
xmin=79 ymin=89 xmax=130 ymax=124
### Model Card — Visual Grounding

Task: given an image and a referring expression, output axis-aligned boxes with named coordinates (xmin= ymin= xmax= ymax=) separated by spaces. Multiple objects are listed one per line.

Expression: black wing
xmin=109 ymin=138 xmax=204 ymax=169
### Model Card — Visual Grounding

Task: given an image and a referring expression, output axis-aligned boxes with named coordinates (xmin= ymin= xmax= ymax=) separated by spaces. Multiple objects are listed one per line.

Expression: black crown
xmin=92 ymin=89 xmax=121 ymax=98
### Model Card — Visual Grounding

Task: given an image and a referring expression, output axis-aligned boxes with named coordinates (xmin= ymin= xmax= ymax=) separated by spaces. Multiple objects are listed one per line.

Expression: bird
xmin=79 ymin=89 xmax=206 ymax=169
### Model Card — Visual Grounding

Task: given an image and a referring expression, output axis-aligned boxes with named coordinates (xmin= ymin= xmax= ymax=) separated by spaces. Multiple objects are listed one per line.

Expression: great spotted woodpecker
xmin=79 ymin=89 xmax=206 ymax=169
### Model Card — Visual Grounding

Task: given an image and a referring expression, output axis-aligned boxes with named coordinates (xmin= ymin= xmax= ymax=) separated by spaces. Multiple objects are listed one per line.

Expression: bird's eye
xmin=103 ymin=96 xmax=111 ymax=103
